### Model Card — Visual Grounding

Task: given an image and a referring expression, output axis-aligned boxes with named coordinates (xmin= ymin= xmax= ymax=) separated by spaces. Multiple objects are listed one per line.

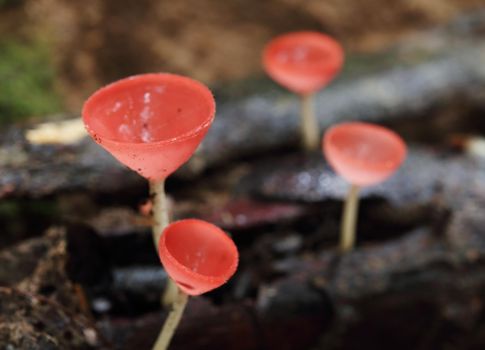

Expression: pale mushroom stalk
xmin=152 ymin=291 xmax=189 ymax=350
xmin=340 ymin=184 xmax=360 ymax=253
xmin=150 ymin=179 xmax=179 ymax=305
xmin=150 ymin=179 xmax=169 ymax=247
xmin=300 ymin=93 xmax=320 ymax=151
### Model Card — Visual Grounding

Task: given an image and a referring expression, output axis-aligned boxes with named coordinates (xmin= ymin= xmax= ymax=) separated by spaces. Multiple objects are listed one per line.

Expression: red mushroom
xmin=323 ymin=122 xmax=407 ymax=252
xmin=82 ymin=73 xmax=215 ymax=246
xmin=263 ymin=31 xmax=344 ymax=150
xmin=159 ymin=219 xmax=239 ymax=295
xmin=154 ymin=219 xmax=239 ymax=349
xmin=82 ymin=73 xmax=215 ymax=181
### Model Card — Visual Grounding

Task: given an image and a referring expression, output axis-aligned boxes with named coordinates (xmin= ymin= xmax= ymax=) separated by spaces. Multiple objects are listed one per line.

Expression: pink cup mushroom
xmin=323 ymin=122 xmax=407 ymax=252
xmin=154 ymin=219 xmax=239 ymax=350
xmin=263 ymin=31 xmax=344 ymax=150
xmin=82 ymin=73 xmax=215 ymax=247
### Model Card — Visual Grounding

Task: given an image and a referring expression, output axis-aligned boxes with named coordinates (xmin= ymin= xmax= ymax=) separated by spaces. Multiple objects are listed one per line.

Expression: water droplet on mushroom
xmin=140 ymin=106 xmax=152 ymax=122
xmin=112 ymin=101 xmax=122 ymax=112
xmin=118 ymin=124 xmax=133 ymax=138
xmin=141 ymin=128 xmax=152 ymax=142
xmin=143 ymin=92 xmax=151 ymax=104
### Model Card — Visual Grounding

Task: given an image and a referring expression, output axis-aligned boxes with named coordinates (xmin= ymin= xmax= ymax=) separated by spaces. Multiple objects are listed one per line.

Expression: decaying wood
xmin=0 ymin=287 xmax=100 ymax=349
xmin=81 ymin=147 xmax=485 ymax=349
xmin=0 ymin=227 xmax=83 ymax=310
xmin=96 ymin=199 xmax=485 ymax=350
xmin=2 ymin=16 xmax=485 ymax=198
xmin=244 ymin=147 xmax=485 ymax=209
xmin=0 ymin=228 xmax=103 ymax=349
xmin=2 ymin=149 xmax=485 ymax=349
xmin=4 ymin=199 xmax=484 ymax=349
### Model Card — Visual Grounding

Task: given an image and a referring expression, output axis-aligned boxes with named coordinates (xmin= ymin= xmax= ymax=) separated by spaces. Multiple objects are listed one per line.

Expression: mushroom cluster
xmin=81 ymin=31 xmax=407 ymax=350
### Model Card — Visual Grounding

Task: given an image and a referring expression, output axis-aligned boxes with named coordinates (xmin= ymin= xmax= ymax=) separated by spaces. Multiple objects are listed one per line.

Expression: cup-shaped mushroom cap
xmin=263 ymin=31 xmax=344 ymax=95
xmin=158 ymin=219 xmax=239 ymax=296
xmin=323 ymin=122 xmax=407 ymax=186
xmin=82 ymin=73 xmax=215 ymax=180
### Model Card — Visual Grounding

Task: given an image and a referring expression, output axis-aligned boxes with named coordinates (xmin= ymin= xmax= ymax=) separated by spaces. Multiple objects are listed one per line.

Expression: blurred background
xmin=1 ymin=0 xmax=484 ymax=121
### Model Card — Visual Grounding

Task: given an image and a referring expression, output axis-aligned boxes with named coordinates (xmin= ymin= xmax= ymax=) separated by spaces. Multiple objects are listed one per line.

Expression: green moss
xmin=0 ymin=0 xmax=24 ymax=9
xmin=0 ymin=39 xmax=61 ymax=123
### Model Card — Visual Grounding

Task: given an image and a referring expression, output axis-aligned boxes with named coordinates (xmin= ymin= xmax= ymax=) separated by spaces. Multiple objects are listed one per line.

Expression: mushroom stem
xmin=149 ymin=180 xmax=178 ymax=306
xmin=152 ymin=290 xmax=189 ymax=350
xmin=150 ymin=179 xmax=169 ymax=248
xmin=300 ymin=93 xmax=319 ymax=151
xmin=162 ymin=279 xmax=179 ymax=306
xmin=340 ymin=184 xmax=360 ymax=253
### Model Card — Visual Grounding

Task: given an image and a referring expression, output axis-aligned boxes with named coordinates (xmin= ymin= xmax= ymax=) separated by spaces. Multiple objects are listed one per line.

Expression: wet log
xmin=102 ymin=282 xmax=329 ymax=350
xmin=3 ymin=143 xmax=485 ymax=349
xmin=244 ymin=147 xmax=485 ymax=209
xmin=100 ymin=199 xmax=485 ymax=350
xmin=75 ymin=147 xmax=485 ymax=297
xmin=4 ymin=203 xmax=484 ymax=350
xmin=84 ymin=142 xmax=485 ymax=349
xmin=2 ymin=14 xmax=485 ymax=198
